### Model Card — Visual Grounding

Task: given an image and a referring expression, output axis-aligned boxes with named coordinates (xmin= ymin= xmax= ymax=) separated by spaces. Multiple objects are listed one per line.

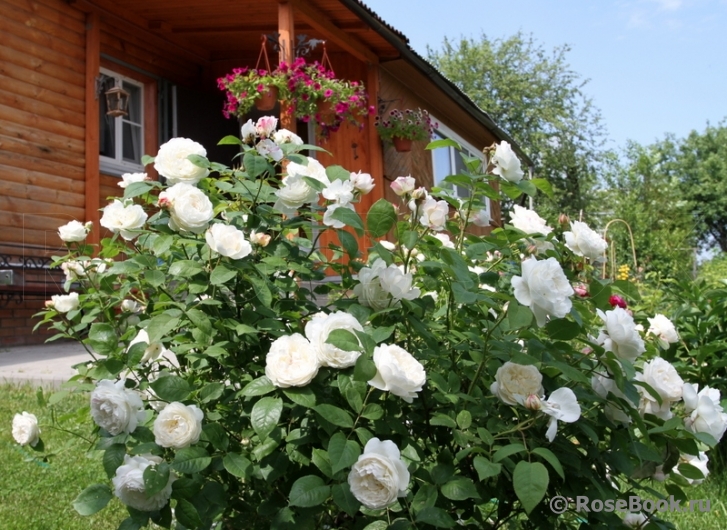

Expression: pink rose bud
xmin=609 ymin=295 xmax=627 ymax=309
xmin=410 ymin=187 xmax=427 ymax=200
xmin=573 ymin=284 xmax=589 ymax=297
xmin=250 ymin=231 xmax=271 ymax=247
xmin=558 ymin=213 xmax=570 ymax=226
xmin=390 ymin=176 xmax=416 ymax=196
xmin=524 ymin=394 xmax=542 ymax=411
xmin=157 ymin=196 xmax=171 ymax=209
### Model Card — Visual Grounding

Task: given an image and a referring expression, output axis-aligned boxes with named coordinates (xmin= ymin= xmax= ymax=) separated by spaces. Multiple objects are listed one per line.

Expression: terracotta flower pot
xmin=392 ymin=136 xmax=413 ymax=153
xmin=254 ymin=86 xmax=279 ymax=111
xmin=317 ymin=100 xmax=336 ymax=121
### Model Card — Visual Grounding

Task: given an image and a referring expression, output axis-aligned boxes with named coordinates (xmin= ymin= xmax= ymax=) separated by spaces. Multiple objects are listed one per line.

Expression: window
xmin=99 ymin=68 xmax=144 ymax=174
xmin=430 ymin=120 xmax=490 ymax=219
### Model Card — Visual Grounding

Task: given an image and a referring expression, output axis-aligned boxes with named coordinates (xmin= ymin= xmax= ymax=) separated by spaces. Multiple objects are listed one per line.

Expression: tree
xmin=427 ymin=32 xmax=607 ymax=219
xmin=676 ymin=122 xmax=727 ymax=252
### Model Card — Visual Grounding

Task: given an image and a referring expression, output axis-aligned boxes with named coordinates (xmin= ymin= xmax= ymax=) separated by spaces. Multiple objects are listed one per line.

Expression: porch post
xmin=85 ymin=11 xmax=101 ymax=248
xmin=278 ymin=1 xmax=296 ymax=133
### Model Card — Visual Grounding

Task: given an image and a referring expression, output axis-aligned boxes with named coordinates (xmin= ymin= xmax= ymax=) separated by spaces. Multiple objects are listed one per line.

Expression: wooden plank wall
xmin=0 ymin=0 xmax=87 ymax=248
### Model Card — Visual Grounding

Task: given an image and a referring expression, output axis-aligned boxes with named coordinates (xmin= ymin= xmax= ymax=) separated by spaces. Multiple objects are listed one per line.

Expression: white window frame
xmin=429 ymin=118 xmax=491 ymax=220
xmin=99 ymin=67 xmax=145 ymax=175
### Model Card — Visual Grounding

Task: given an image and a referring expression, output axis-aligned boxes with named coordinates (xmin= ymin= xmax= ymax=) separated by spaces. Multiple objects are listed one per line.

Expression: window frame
xmin=99 ymin=67 xmax=146 ymax=176
xmin=429 ymin=118 xmax=491 ymax=220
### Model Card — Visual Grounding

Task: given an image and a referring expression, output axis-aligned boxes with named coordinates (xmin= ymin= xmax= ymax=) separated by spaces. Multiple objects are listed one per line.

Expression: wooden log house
xmin=0 ymin=0 xmax=530 ymax=346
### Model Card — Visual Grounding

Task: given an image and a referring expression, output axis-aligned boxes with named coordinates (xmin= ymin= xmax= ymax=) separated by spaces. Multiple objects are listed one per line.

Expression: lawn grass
xmin=647 ymin=475 xmax=727 ymax=529
xmin=0 ymin=382 xmax=128 ymax=530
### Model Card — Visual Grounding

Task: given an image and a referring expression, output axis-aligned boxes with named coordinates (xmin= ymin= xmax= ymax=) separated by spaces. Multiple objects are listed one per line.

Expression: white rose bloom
xmin=61 ymin=260 xmax=85 ymax=282
xmin=12 ymin=411 xmax=40 ymax=447
xmin=100 ymin=200 xmax=148 ymax=241
xmin=353 ymin=260 xmax=390 ymax=311
xmin=112 ymin=454 xmax=176 ymax=512
xmin=265 ymin=333 xmax=320 ymax=387
xmin=348 ymin=438 xmax=410 ymax=510
xmin=511 ymin=258 xmax=574 ymax=327
xmin=596 ymin=307 xmax=645 ymax=362
xmin=255 ymin=116 xmax=278 ymax=137
xmin=287 ymin=157 xmax=329 ymax=185
xmin=622 ymin=512 xmax=647 ymax=528
xmin=205 ymin=223 xmax=252 ymax=260
xmin=323 ymin=203 xmax=355 ymax=229
xmin=153 ymin=402 xmax=204 ymax=449
xmin=154 ymin=137 xmax=209 ymax=185
xmin=118 ymin=172 xmax=148 ymax=189
xmin=418 ymin=197 xmax=449 ymax=231
xmin=240 ymin=119 xmax=257 ymax=143
xmin=159 ymin=183 xmax=214 ymax=234
xmin=90 ymin=379 xmax=145 ymax=436
xmin=368 ymin=344 xmax=426 ymax=403
xmin=564 ymin=221 xmax=607 ymax=262
xmin=637 ymin=357 xmax=683 ymax=402
xmin=390 ymin=176 xmax=416 ymax=196
xmin=491 ymin=141 xmax=524 ymax=182
xmin=250 ymin=231 xmax=271 ymax=247
xmin=272 ymin=128 xmax=303 ymax=146
xmin=433 ymin=233 xmax=455 ymax=248
xmin=509 ymin=205 xmax=552 ymax=236
xmin=350 ymin=171 xmax=375 ymax=194
xmin=274 ymin=174 xmax=321 ymax=216
xmin=127 ymin=329 xmax=174 ymax=364
xmin=683 ymin=384 xmax=727 ymax=442
xmin=541 ymin=387 xmax=581 ymax=442
xmin=305 ymin=312 xmax=364 ymax=368
xmin=647 ymin=314 xmax=679 ymax=348
xmin=673 ymin=452 xmax=710 ymax=485
xmin=121 ymin=299 xmax=144 ymax=313
xmin=322 ymin=179 xmax=355 ymax=205
xmin=255 ymin=138 xmax=283 ymax=161
xmin=470 ymin=208 xmax=491 ymax=227
xmin=58 ymin=220 xmax=89 ymax=242
xmin=591 ymin=373 xmax=633 ymax=425
xmin=490 ymin=362 xmax=544 ymax=406
xmin=378 ymin=263 xmax=421 ymax=304
xmin=49 ymin=292 xmax=80 ymax=313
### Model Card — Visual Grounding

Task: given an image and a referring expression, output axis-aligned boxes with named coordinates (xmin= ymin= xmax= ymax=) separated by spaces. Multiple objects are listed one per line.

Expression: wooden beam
xmin=278 ymin=1 xmax=296 ymax=133
xmin=291 ymin=0 xmax=378 ymax=65
xmin=85 ymin=11 xmax=101 ymax=249
xmin=367 ymin=63 xmax=384 ymax=203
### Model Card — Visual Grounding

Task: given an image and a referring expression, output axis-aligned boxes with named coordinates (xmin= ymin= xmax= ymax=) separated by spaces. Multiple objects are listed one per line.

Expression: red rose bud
xmin=573 ymin=284 xmax=589 ymax=297
xmin=609 ymin=294 xmax=627 ymax=309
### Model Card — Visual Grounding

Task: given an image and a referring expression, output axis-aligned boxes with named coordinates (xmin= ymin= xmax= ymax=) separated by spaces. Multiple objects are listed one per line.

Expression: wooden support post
xmin=84 ymin=11 xmax=101 ymax=249
xmin=278 ymin=1 xmax=296 ymax=134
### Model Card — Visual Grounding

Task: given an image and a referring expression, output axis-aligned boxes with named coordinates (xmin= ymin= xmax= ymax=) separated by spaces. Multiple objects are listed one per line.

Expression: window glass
xmin=99 ymin=69 xmax=144 ymax=175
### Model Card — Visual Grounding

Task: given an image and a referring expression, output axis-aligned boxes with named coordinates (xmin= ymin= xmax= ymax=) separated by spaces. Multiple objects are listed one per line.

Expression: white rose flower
xmin=596 ymin=307 xmax=646 ymax=362
xmin=433 ymin=233 xmax=455 ymax=248
xmin=350 ymin=171 xmax=375 ymax=194
xmin=127 ymin=329 xmax=175 ymax=364
xmin=240 ymin=119 xmax=257 ymax=143
xmin=112 ymin=454 xmax=176 ymax=512
xmin=273 ymin=174 xmax=321 ymax=216
xmin=250 ymin=231 xmax=271 ymax=247
xmin=564 ymin=221 xmax=607 ymax=262
xmin=353 ymin=260 xmax=390 ymax=311
xmin=153 ymin=402 xmax=204 ymax=449
xmin=683 ymin=384 xmax=727 ymax=442
xmin=390 ymin=176 xmax=416 ymax=196
xmin=100 ymin=200 xmax=148 ymax=240
xmin=272 ymin=128 xmax=303 ymax=146
xmin=12 ymin=411 xmax=40 ymax=447
xmin=118 ymin=172 xmax=148 ymax=189
xmin=61 ymin=260 xmax=85 ymax=282
xmin=205 ymin=223 xmax=252 ymax=260
xmin=647 ymin=314 xmax=679 ymax=348
xmin=368 ymin=344 xmax=426 ymax=403
xmin=90 ymin=379 xmax=145 ymax=436
xmin=49 ymin=292 xmax=80 ymax=313
xmin=541 ymin=387 xmax=581 ymax=442
xmin=378 ymin=263 xmax=421 ymax=304
xmin=622 ymin=512 xmax=648 ymax=529
xmin=635 ymin=358 xmax=683 ymax=420
xmin=287 ymin=157 xmax=329 ymax=184
xmin=490 ymin=361 xmax=544 ymax=406
xmin=323 ymin=203 xmax=355 ymax=229
xmin=591 ymin=373 xmax=633 ymax=425
xmin=58 ymin=220 xmax=89 ymax=242
xmin=673 ymin=452 xmax=710 ymax=485
xmin=255 ymin=138 xmax=283 ymax=161
xmin=121 ymin=299 xmax=144 ymax=313
xmin=265 ymin=334 xmax=320 ymax=387
xmin=255 ymin=116 xmax=278 ymax=138
xmin=322 ymin=179 xmax=355 ymax=205
xmin=305 ymin=312 xmax=364 ymax=368
xmin=491 ymin=141 xmax=524 ymax=182
xmin=159 ymin=183 xmax=214 ymax=234
xmin=470 ymin=208 xmax=491 ymax=227
xmin=154 ymin=137 xmax=209 ymax=185
xmin=511 ymin=258 xmax=574 ymax=327
xmin=418 ymin=196 xmax=448 ymax=231
xmin=348 ymin=438 xmax=410 ymax=510
xmin=508 ymin=205 xmax=552 ymax=236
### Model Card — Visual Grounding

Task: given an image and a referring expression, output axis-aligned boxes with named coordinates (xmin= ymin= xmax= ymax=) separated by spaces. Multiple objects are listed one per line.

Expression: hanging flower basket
xmin=392 ymin=136 xmax=413 ymax=153
xmin=376 ymin=108 xmax=438 ymax=150
xmin=254 ymin=85 xmax=279 ymax=111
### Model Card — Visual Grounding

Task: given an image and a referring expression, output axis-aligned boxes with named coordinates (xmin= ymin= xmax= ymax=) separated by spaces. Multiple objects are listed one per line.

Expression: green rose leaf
xmin=326 ymin=329 xmax=361 ymax=352
xmin=288 ymin=475 xmax=330 ymax=507
xmin=492 ymin=443 xmax=527 ymax=463
xmin=217 ymin=135 xmax=243 ymax=146
xmin=243 ymin=152 xmax=271 ymax=178
xmin=332 ymin=482 xmax=361 ymax=516
xmin=456 ymin=410 xmax=472 ymax=430
xmin=87 ymin=323 xmax=117 ymax=355
xmin=172 ymin=447 xmax=212 ymax=474
xmin=362 ymin=522 xmax=388 ymax=530
xmin=175 ymin=498 xmax=203 ymax=529
xmin=415 ymin=506 xmax=456 ymax=528
xmin=331 ymin=206 xmax=364 ymax=236
xmin=72 ymin=484 xmax=112 ymax=516
xmin=338 ymin=229 xmax=359 ymax=257
xmin=366 ymin=199 xmax=397 ymax=238
xmin=149 ymin=376 xmax=190 ymax=402
xmin=251 ymin=396 xmax=283 ymax=441
xmin=473 ymin=456 xmax=501 ymax=482
xmin=210 ymin=264 xmax=237 ymax=285
xmin=353 ymin=355 xmax=377 ymax=382
xmin=146 ymin=313 xmax=180 ymax=344
xmin=314 ymin=404 xmax=354 ymax=428
xmin=441 ymin=476 xmax=480 ymax=501
xmin=168 ymin=260 xmax=203 ymax=277
xmin=223 ymin=453 xmax=252 ymax=479
xmin=103 ymin=444 xmax=127 ymax=479
xmin=240 ymin=376 xmax=276 ymax=397
xmin=545 ymin=318 xmax=581 ymax=340
xmin=513 ymin=461 xmax=549 ymax=514
xmin=143 ymin=462 xmax=171 ymax=497
xmin=328 ymin=432 xmax=361 ymax=474
xmin=531 ymin=447 xmax=565 ymax=480
xmin=283 ymin=386 xmax=317 ymax=408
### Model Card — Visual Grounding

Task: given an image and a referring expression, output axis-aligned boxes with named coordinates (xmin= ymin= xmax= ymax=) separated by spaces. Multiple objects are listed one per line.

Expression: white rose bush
xmin=23 ymin=120 xmax=720 ymax=529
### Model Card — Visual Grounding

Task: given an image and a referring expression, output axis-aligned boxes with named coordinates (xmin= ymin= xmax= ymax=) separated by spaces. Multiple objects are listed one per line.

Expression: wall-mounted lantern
xmin=104 ymin=86 xmax=130 ymax=117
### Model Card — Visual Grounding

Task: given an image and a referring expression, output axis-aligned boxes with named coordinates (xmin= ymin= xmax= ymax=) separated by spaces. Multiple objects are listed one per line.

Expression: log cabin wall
xmin=0 ymin=0 xmax=88 ymax=345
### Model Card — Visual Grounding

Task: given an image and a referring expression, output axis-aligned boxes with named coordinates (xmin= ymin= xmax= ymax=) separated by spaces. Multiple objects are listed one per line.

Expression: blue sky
xmin=363 ymin=0 xmax=727 ymax=151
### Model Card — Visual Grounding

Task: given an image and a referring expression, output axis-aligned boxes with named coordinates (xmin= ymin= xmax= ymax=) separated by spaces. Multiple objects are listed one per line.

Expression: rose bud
xmin=608 ymin=294 xmax=627 ymax=309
